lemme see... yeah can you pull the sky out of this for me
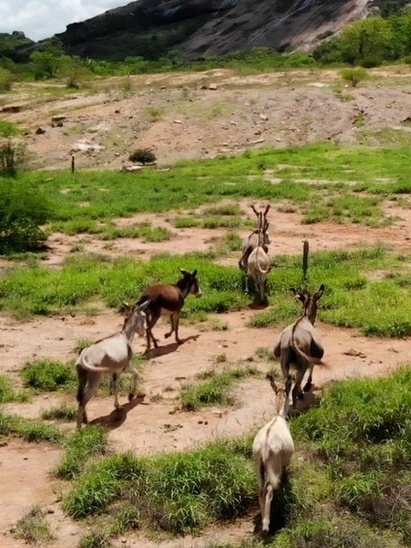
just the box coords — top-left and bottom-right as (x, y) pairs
(0, 0), (129, 41)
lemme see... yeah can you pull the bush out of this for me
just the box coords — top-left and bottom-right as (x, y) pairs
(0, 67), (13, 92)
(128, 148), (156, 164)
(341, 67), (369, 87)
(0, 138), (25, 176)
(0, 178), (51, 253)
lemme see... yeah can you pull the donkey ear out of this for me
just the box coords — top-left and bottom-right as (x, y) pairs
(180, 268), (188, 276)
(137, 298), (151, 312)
(121, 301), (131, 313)
(290, 287), (305, 302)
(192, 269), (197, 277)
(315, 284), (325, 300)
(266, 372), (278, 394)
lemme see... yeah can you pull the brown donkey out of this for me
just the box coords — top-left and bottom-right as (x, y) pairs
(136, 268), (202, 351)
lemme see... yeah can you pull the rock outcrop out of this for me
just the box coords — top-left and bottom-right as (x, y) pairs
(54, 0), (407, 61)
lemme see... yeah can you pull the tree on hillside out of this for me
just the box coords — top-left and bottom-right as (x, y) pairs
(338, 17), (393, 66)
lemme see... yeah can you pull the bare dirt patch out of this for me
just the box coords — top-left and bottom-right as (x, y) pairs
(2, 66), (411, 171)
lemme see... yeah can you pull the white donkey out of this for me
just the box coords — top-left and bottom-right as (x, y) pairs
(239, 204), (270, 272)
(76, 300), (149, 429)
(246, 209), (271, 300)
(252, 373), (294, 534)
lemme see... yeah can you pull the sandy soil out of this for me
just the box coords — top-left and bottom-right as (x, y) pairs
(1, 66), (411, 547)
(1, 65), (411, 171)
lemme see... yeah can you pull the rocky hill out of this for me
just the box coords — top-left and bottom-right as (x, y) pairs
(54, 0), (406, 61)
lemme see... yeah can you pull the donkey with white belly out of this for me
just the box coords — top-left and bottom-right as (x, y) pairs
(274, 285), (325, 408)
(76, 301), (149, 429)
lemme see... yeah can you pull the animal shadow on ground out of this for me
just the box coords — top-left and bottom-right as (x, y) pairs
(293, 385), (323, 415)
(253, 470), (296, 537)
(89, 395), (146, 430)
(145, 334), (200, 358)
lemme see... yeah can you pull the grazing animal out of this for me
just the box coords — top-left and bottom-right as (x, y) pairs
(274, 285), (325, 408)
(136, 268), (202, 351)
(76, 301), (149, 429)
(252, 373), (294, 534)
(239, 205), (271, 272)
(246, 218), (271, 300)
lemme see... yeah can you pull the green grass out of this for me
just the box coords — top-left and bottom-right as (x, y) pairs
(0, 412), (63, 444)
(63, 439), (255, 534)
(55, 426), (108, 480)
(181, 365), (261, 411)
(52, 220), (172, 242)
(0, 374), (16, 403)
(79, 531), (111, 548)
(41, 403), (78, 422)
(58, 369), (411, 544)
(4, 245), (411, 337)
(21, 359), (76, 391)
(3, 143), (410, 235)
(290, 366), (411, 545)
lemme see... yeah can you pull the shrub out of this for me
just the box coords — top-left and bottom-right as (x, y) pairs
(128, 148), (156, 164)
(0, 67), (13, 92)
(341, 67), (368, 87)
(0, 178), (51, 253)
(0, 138), (25, 176)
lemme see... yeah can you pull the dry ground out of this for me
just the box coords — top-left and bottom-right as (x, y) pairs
(1, 66), (411, 547)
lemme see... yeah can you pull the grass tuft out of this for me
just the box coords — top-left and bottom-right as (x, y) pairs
(181, 365), (260, 411)
(13, 505), (54, 545)
(22, 359), (76, 391)
(55, 426), (108, 480)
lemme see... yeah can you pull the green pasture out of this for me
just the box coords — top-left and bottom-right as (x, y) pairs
(2, 143), (410, 238)
(2, 245), (411, 337)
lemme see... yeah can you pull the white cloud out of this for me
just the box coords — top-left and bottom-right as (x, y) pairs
(0, 0), (126, 41)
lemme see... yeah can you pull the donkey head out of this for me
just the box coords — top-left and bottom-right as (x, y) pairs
(266, 372), (289, 418)
(291, 284), (325, 325)
(179, 268), (202, 298)
(122, 299), (150, 337)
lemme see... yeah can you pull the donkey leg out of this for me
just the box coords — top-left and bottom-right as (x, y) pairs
(77, 371), (102, 428)
(112, 373), (120, 409)
(303, 364), (315, 393)
(165, 313), (181, 343)
(262, 483), (273, 534)
(293, 368), (306, 406)
(125, 363), (140, 401)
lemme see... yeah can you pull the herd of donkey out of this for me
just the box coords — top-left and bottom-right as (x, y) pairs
(74, 204), (325, 533)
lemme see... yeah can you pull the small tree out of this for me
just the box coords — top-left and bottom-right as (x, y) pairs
(338, 17), (393, 65)
(0, 179), (51, 253)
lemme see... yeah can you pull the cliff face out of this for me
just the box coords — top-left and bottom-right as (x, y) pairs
(55, 0), (406, 61)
